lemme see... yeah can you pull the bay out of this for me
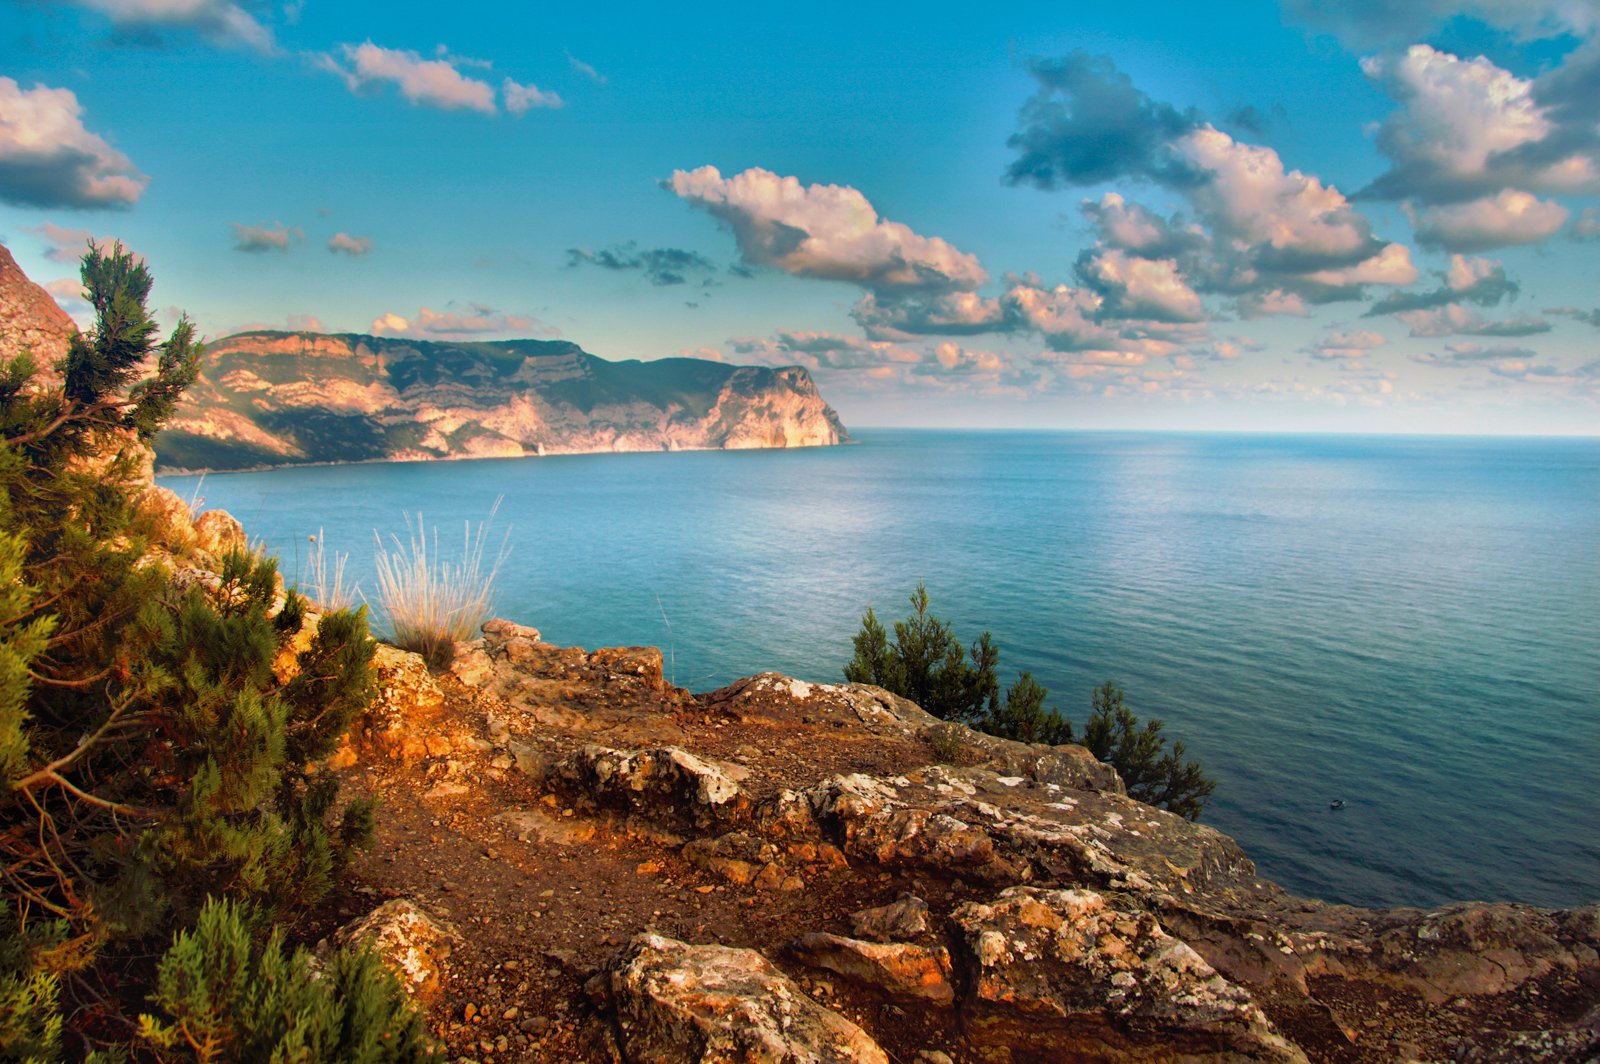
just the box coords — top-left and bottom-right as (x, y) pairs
(159, 429), (1600, 910)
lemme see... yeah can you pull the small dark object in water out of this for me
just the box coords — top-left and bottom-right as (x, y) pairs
(1329, 799), (1345, 810)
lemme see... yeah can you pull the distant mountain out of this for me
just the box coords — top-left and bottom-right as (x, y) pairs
(154, 331), (850, 472)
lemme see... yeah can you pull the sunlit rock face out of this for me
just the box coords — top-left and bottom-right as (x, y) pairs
(0, 244), (77, 390)
(154, 330), (850, 471)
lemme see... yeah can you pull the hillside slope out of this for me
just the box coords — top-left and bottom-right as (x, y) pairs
(155, 331), (849, 472)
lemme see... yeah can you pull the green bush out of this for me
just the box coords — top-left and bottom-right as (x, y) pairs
(0, 243), (395, 1056)
(843, 585), (1215, 820)
(138, 897), (437, 1063)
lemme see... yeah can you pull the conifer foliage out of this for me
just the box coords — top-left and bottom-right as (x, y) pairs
(844, 585), (1214, 820)
(0, 244), (433, 1059)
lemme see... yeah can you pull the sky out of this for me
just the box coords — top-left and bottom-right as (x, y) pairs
(1, 0), (1598, 434)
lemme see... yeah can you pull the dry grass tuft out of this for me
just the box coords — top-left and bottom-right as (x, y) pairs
(372, 499), (511, 667)
(302, 528), (359, 611)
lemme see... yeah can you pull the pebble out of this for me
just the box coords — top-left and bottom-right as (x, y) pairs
(502, 1006), (519, 1020)
(463, 1003), (478, 1022)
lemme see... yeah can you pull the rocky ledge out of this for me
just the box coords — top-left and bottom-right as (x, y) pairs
(283, 611), (1599, 1063)
(153, 330), (850, 472)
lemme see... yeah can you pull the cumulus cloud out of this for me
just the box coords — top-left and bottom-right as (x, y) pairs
(1081, 193), (1206, 258)
(59, 0), (274, 50)
(327, 231), (372, 256)
(26, 221), (109, 262)
(1411, 189), (1570, 250)
(669, 166), (988, 292)
(231, 220), (301, 253)
(1005, 52), (1200, 190)
(503, 78), (563, 115)
(850, 290), (1006, 339)
(0, 79), (148, 209)
(566, 243), (719, 286)
(1003, 55), (1413, 313)
(1282, 0), (1600, 46)
(316, 42), (498, 113)
(370, 304), (547, 338)
(1367, 253), (1519, 314)
(1075, 247), (1204, 322)
(1393, 304), (1552, 337)
(1303, 330), (1388, 360)
(1359, 46), (1595, 202)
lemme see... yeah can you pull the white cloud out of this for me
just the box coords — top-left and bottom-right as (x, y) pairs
(669, 166), (988, 292)
(317, 42), (498, 114)
(1571, 206), (1600, 241)
(327, 231), (373, 256)
(1393, 303), (1552, 337)
(370, 304), (545, 338)
(1361, 45), (1599, 219)
(231, 220), (301, 252)
(1179, 126), (1383, 264)
(0, 78), (147, 209)
(1077, 248), (1205, 322)
(850, 290), (1006, 339)
(1305, 330), (1388, 360)
(62, 0), (273, 50)
(502, 78), (563, 115)
(1412, 189), (1570, 251)
(567, 53), (607, 85)
(27, 221), (102, 262)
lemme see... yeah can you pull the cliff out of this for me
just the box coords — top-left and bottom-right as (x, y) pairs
(154, 331), (850, 472)
(0, 243), (76, 389)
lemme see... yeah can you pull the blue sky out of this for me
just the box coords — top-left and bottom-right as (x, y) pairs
(2, 0), (1597, 433)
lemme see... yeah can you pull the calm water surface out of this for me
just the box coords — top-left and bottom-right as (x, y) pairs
(159, 430), (1600, 910)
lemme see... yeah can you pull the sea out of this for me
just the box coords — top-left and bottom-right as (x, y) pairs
(157, 430), (1600, 911)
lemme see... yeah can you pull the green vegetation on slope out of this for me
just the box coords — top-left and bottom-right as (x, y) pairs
(0, 246), (434, 1060)
(844, 583), (1216, 821)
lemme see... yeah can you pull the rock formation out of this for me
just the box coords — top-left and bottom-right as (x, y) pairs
(154, 330), (851, 471)
(317, 617), (1600, 1062)
(0, 243), (76, 389)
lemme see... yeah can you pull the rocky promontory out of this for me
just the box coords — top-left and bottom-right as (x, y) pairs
(257, 606), (1594, 1063)
(153, 330), (850, 472)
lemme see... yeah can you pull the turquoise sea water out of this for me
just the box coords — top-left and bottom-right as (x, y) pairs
(159, 430), (1600, 910)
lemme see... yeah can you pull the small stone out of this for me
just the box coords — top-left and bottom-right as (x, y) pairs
(502, 1006), (519, 1020)
(780, 875), (805, 892)
(463, 1002), (478, 1022)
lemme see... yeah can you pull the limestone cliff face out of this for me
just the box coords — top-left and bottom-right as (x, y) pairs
(0, 244), (76, 389)
(155, 331), (850, 472)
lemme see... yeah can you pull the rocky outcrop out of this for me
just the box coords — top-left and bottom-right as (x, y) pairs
(0, 243), (76, 389)
(154, 330), (850, 471)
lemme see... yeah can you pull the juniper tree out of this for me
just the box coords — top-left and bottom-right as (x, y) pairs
(843, 586), (1215, 821)
(844, 582), (999, 724)
(1083, 681), (1215, 821)
(0, 243), (393, 1056)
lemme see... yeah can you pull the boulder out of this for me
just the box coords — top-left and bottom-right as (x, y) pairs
(547, 745), (750, 835)
(788, 932), (955, 1006)
(949, 886), (1305, 1062)
(849, 894), (931, 943)
(590, 933), (890, 1063)
(332, 899), (460, 1007)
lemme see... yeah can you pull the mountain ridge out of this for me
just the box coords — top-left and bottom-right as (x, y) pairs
(155, 329), (850, 473)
